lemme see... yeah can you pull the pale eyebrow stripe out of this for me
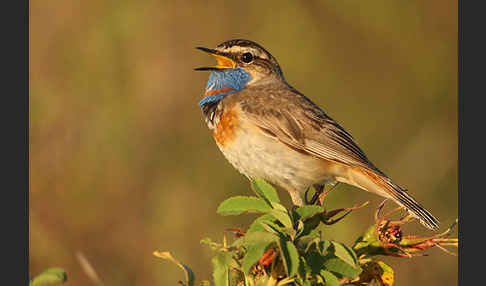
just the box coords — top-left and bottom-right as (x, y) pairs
(218, 46), (269, 61)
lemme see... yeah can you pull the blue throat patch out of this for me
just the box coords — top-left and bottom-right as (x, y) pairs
(198, 68), (252, 107)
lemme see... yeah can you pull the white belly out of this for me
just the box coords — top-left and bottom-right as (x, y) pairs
(216, 124), (336, 194)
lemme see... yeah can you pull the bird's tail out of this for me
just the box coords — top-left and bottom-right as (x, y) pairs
(341, 167), (440, 231)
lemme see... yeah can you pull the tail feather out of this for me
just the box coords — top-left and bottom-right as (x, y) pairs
(384, 179), (440, 230)
(343, 168), (440, 231)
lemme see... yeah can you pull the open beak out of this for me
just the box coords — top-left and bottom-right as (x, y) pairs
(194, 47), (236, 71)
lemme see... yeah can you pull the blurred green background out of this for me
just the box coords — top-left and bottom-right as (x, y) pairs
(30, 0), (458, 285)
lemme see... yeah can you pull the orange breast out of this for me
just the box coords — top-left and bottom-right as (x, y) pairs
(213, 107), (240, 147)
(204, 87), (233, 97)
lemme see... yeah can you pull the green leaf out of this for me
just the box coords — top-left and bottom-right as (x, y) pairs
(260, 220), (286, 237)
(242, 241), (274, 274)
(376, 261), (394, 286)
(270, 201), (288, 211)
(278, 239), (300, 278)
(377, 260), (394, 276)
(352, 225), (377, 256)
(252, 178), (280, 204)
(30, 268), (67, 286)
(304, 251), (326, 275)
(297, 233), (330, 255)
(317, 240), (331, 256)
(153, 251), (195, 286)
(298, 278), (312, 286)
(315, 274), (325, 284)
(298, 236), (320, 254)
(323, 257), (362, 279)
(212, 252), (233, 286)
(280, 227), (298, 241)
(243, 231), (278, 246)
(200, 237), (223, 251)
(300, 216), (322, 237)
(295, 220), (305, 238)
(217, 196), (272, 215)
(320, 270), (339, 286)
(270, 209), (293, 229)
(247, 213), (276, 233)
(361, 225), (377, 242)
(331, 241), (358, 267)
(294, 205), (325, 221)
(231, 236), (245, 247)
(298, 256), (311, 280)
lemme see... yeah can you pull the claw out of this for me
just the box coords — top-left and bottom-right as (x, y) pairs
(304, 185), (324, 205)
(304, 183), (340, 206)
(310, 185), (324, 205)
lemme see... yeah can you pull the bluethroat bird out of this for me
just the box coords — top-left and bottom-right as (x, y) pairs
(195, 39), (439, 230)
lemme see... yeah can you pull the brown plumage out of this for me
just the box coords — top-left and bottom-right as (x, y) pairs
(196, 39), (439, 230)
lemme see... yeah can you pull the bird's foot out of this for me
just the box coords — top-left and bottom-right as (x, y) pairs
(304, 185), (324, 205)
(304, 183), (340, 206)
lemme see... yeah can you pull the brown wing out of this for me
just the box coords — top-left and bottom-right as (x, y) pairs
(238, 87), (383, 174)
(235, 87), (440, 230)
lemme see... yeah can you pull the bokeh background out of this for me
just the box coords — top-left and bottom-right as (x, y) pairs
(30, 0), (458, 285)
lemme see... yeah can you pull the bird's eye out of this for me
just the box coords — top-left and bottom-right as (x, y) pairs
(241, 52), (254, 63)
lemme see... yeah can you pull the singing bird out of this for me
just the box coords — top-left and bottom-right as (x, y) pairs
(195, 39), (439, 230)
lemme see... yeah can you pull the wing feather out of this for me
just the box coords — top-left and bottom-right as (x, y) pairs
(238, 87), (381, 174)
(234, 87), (439, 230)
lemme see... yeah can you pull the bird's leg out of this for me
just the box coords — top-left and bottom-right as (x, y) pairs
(305, 184), (325, 205)
(289, 188), (304, 207)
(304, 188), (312, 205)
(305, 183), (340, 206)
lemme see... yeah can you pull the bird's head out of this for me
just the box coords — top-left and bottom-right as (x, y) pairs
(195, 39), (285, 107)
